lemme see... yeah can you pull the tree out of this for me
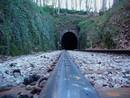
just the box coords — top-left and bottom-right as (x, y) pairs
(102, 0), (107, 11)
(113, 0), (119, 5)
(52, 0), (56, 8)
(94, 0), (97, 12)
(43, 0), (46, 6)
(36, 0), (39, 5)
(65, 0), (68, 10)
(39, 0), (42, 6)
(86, 0), (89, 11)
(71, 0), (74, 10)
(57, 0), (61, 14)
(75, 0), (78, 10)
(79, 0), (83, 10)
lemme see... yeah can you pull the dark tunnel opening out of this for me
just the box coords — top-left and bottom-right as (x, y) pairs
(61, 32), (78, 50)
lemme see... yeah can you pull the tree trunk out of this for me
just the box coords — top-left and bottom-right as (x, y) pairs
(57, 0), (61, 14)
(43, 0), (46, 6)
(39, 0), (42, 6)
(65, 0), (68, 10)
(102, 0), (107, 11)
(94, 0), (97, 12)
(113, 0), (119, 5)
(36, 0), (39, 5)
(79, 0), (83, 10)
(108, 0), (111, 8)
(86, 0), (88, 11)
(71, 0), (74, 10)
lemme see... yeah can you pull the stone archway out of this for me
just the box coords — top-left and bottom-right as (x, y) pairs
(61, 32), (78, 50)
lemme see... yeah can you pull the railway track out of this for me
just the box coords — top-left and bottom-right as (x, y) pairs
(76, 49), (130, 55)
(39, 51), (100, 98)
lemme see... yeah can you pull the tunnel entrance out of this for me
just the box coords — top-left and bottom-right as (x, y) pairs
(61, 32), (78, 50)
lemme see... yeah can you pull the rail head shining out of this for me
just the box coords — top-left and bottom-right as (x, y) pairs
(39, 51), (100, 98)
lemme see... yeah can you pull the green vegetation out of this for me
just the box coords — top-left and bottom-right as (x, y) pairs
(0, 0), (129, 56)
(53, 14), (87, 49)
(79, 0), (130, 49)
(0, 0), (56, 56)
(42, 6), (88, 15)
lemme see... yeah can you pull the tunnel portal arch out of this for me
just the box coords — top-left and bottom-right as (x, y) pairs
(61, 31), (78, 50)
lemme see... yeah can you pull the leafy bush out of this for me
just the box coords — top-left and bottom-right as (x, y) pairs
(78, 0), (129, 49)
(0, 0), (56, 56)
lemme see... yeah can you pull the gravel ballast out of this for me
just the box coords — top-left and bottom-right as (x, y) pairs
(0, 51), (61, 88)
(69, 51), (130, 88)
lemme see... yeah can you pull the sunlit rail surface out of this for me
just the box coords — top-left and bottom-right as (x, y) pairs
(39, 51), (100, 98)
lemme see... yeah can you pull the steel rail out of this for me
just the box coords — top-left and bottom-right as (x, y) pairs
(39, 51), (100, 98)
(75, 49), (130, 55)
